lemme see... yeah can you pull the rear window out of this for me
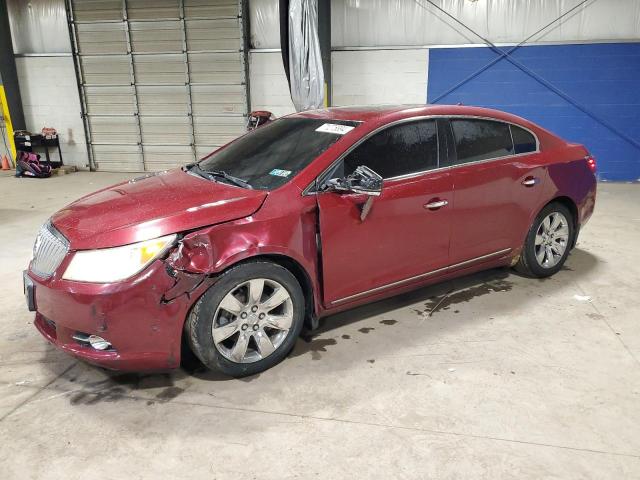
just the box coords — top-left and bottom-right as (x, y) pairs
(511, 125), (538, 154)
(199, 118), (359, 190)
(451, 119), (514, 164)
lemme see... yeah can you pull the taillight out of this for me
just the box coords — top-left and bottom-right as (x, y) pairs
(586, 155), (597, 173)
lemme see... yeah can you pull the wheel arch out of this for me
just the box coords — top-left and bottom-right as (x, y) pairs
(514, 195), (580, 259)
(179, 252), (318, 370)
(187, 252), (318, 330)
(547, 195), (579, 248)
(250, 253), (318, 331)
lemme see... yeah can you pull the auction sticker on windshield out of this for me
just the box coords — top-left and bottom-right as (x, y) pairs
(269, 169), (292, 177)
(315, 123), (355, 135)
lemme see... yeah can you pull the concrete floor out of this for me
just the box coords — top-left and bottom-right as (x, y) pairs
(0, 172), (639, 479)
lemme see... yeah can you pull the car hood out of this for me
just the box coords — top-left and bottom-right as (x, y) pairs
(51, 169), (268, 250)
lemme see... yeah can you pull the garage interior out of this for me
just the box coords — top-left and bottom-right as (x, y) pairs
(1, 1), (640, 478)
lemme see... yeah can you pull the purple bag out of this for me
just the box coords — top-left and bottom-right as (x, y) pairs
(15, 151), (52, 178)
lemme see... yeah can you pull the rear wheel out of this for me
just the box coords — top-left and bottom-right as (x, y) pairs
(515, 202), (575, 278)
(186, 261), (305, 377)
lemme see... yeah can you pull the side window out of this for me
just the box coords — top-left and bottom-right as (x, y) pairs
(342, 120), (438, 179)
(451, 119), (514, 164)
(511, 125), (537, 154)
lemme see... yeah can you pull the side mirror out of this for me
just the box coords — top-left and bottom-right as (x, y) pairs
(324, 165), (383, 196)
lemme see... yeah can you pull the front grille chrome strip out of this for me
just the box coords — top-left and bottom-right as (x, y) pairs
(30, 222), (69, 278)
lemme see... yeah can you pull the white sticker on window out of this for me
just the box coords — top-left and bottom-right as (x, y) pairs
(269, 169), (292, 177)
(315, 123), (355, 135)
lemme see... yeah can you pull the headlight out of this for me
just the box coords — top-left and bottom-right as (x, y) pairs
(62, 234), (176, 283)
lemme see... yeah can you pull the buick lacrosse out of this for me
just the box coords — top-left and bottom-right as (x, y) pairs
(25, 105), (597, 376)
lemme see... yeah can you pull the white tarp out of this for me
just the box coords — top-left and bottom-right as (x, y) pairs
(250, 0), (282, 48)
(8, 0), (71, 54)
(288, 0), (325, 111)
(250, 0), (640, 49)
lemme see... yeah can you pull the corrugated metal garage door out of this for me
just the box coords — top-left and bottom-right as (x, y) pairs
(68, 0), (248, 172)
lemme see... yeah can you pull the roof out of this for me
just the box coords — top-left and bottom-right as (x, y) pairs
(290, 104), (538, 130)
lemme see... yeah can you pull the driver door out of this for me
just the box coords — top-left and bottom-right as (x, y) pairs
(317, 119), (453, 306)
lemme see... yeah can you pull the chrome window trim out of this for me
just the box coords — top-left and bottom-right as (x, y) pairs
(302, 114), (540, 195)
(330, 248), (512, 305)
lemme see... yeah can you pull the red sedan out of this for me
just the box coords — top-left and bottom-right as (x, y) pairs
(25, 105), (597, 376)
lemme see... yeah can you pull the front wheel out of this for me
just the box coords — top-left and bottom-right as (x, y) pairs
(515, 202), (575, 278)
(186, 261), (305, 377)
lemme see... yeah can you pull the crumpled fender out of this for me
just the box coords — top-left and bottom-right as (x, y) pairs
(161, 268), (208, 303)
(165, 227), (263, 274)
(162, 201), (323, 318)
(161, 233), (225, 302)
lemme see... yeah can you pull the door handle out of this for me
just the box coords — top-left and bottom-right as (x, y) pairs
(522, 176), (539, 187)
(424, 199), (448, 210)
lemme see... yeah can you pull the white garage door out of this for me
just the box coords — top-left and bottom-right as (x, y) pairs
(68, 0), (248, 172)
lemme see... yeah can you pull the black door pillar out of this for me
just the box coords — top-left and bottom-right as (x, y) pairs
(0, 0), (25, 131)
(318, 0), (331, 107)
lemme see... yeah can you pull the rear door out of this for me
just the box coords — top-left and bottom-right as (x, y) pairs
(317, 119), (453, 306)
(445, 118), (546, 265)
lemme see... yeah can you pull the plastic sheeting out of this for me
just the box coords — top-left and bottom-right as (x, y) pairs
(332, 0), (640, 47)
(250, 0), (282, 48)
(250, 0), (640, 49)
(288, 0), (325, 111)
(8, 0), (71, 54)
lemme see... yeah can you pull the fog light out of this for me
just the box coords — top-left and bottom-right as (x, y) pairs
(88, 335), (111, 351)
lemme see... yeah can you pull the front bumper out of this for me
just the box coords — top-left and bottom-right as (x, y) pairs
(28, 260), (201, 371)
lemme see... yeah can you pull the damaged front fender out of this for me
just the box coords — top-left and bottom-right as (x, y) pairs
(161, 203), (323, 325)
(161, 233), (230, 303)
(165, 226), (264, 275)
(161, 267), (208, 303)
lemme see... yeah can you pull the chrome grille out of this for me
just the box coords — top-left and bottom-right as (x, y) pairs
(31, 222), (69, 278)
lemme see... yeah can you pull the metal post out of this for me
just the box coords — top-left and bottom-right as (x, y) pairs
(317, 0), (331, 107)
(240, 0), (251, 118)
(0, 0), (25, 137)
(178, 0), (197, 162)
(122, 0), (146, 171)
(65, 0), (95, 170)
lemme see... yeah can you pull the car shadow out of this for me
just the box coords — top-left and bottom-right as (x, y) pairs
(303, 247), (598, 338)
(288, 247), (599, 361)
(44, 247), (599, 395)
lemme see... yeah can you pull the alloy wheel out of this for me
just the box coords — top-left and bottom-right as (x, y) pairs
(534, 211), (570, 268)
(212, 278), (294, 363)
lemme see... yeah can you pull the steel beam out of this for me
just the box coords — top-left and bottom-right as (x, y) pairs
(0, 0), (25, 130)
(123, 0), (146, 171)
(318, 0), (331, 106)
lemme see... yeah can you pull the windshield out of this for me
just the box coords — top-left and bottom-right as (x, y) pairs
(198, 118), (360, 190)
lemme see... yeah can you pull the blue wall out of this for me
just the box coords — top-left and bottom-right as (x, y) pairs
(427, 43), (640, 181)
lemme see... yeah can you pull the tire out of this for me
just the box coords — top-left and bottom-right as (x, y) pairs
(515, 202), (575, 278)
(186, 261), (305, 377)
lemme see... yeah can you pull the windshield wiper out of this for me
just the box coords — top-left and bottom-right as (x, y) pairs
(184, 163), (209, 179)
(207, 170), (253, 189)
(185, 164), (252, 189)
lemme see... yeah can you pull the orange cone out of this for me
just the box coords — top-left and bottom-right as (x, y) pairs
(1, 155), (10, 170)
